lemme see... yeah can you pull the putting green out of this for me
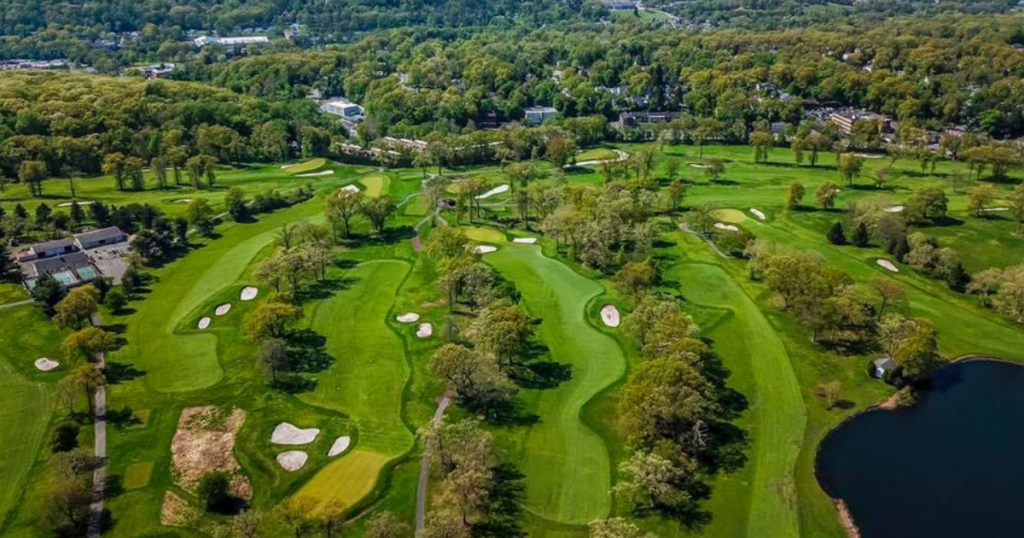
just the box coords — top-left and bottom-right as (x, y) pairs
(286, 158), (328, 175)
(714, 208), (748, 224)
(296, 260), (414, 508)
(668, 262), (804, 538)
(360, 173), (388, 197)
(486, 245), (625, 524)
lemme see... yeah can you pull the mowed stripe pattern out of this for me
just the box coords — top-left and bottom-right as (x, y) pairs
(487, 245), (625, 524)
(295, 261), (413, 510)
(0, 355), (51, 524)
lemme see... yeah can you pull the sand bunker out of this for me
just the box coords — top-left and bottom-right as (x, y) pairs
(883, 205), (905, 213)
(281, 164), (294, 169)
(271, 423), (320, 445)
(34, 358), (59, 371)
(171, 406), (250, 495)
(689, 163), (708, 169)
(600, 305), (621, 328)
(215, 303), (231, 316)
(476, 184), (510, 200)
(240, 287), (258, 301)
(982, 207), (1010, 212)
(416, 323), (433, 338)
(57, 201), (95, 207)
(474, 245), (498, 254)
(276, 451), (308, 471)
(714, 223), (740, 232)
(341, 185), (360, 193)
(170, 198), (193, 204)
(513, 237), (538, 244)
(750, 208), (766, 221)
(397, 312), (420, 323)
(854, 153), (885, 159)
(327, 436), (351, 457)
(876, 259), (899, 272)
(297, 170), (333, 177)
(197, 317), (211, 330)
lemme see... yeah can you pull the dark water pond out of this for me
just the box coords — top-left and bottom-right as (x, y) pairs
(816, 360), (1024, 538)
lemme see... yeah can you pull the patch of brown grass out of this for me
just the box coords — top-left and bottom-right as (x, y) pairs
(160, 491), (199, 527)
(171, 406), (252, 499)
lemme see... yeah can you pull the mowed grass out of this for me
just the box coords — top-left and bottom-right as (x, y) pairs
(295, 260), (414, 510)
(462, 226), (506, 244)
(359, 173), (389, 197)
(285, 158), (329, 175)
(486, 245), (626, 524)
(576, 148), (618, 162)
(0, 357), (51, 525)
(666, 257), (804, 538)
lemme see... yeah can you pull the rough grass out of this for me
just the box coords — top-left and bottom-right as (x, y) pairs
(486, 245), (626, 525)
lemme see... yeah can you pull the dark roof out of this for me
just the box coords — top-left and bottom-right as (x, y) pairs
(30, 237), (74, 253)
(75, 226), (125, 245)
(874, 357), (896, 370)
(28, 252), (93, 276)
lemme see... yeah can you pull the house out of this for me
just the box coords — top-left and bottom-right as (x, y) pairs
(524, 106), (558, 126)
(872, 357), (896, 379)
(829, 109), (889, 135)
(16, 238), (75, 262)
(321, 98), (365, 131)
(618, 111), (677, 128)
(74, 227), (127, 250)
(601, 0), (637, 10)
(193, 36), (269, 51)
(22, 252), (100, 290)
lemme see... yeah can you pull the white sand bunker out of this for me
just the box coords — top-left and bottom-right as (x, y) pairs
(341, 185), (360, 193)
(57, 201), (95, 207)
(982, 207), (1009, 212)
(876, 259), (899, 272)
(397, 312), (420, 323)
(197, 317), (211, 330)
(474, 245), (498, 254)
(34, 358), (60, 371)
(276, 451), (308, 471)
(476, 184), (510, 200)
(271, 423), (320, 445)
(689, 163), (708, 169)
(215, 303), (232, 316)
(600, 305), (621, 328)
(714, 223), (740, 232)
(883, 205), (905, 213)
(750, 208), (766, 221)
(281, 164), (294, 169)
(416, 323), (433, 338)
(513, 237), (538, 244)
(240, 287), (259, 301)
(171, 199), (193, 204)
(854, 153), (884, 159)
(327, 436), (351, 457)
(297, 170), (333, 177)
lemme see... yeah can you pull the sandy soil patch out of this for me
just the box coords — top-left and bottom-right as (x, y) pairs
(57, 201), (95, 207)
(714, 223), (740, 232)
(474, 245), (498, 254)
(397, 312), (420, 323)
(197, 317), (211, 330)
(297, 170), (333, 177)
(834, 498), (863, 538)
(600, 305), (621, 328)
(160, 490), (199, 527)
(271, 422), (320, 445)
(476, 184), (510, 200)
(277, 451), (308, 471)
(883, 205), (904, 213)
(750, 208), (766, 221)
(513, 237), (538, 244)
(416, 323), (433, 338)
(327, 436), (351, 457)
(876, 259), (899, 272)
(171, 406), (250, 497)
(215, 303), (232, 316)
(34, 358), (59, 371)
(240, 286), (258, 301)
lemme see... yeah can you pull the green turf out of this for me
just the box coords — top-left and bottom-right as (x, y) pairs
(360, 173), (389, 197)
(285, 158), (329, 175)
(0, 357), (51, 526)
(462, 226), (506, 243)
(576, 148), (618, 162)
(296, 260), (414, 510)
(486, 245), (626, 524)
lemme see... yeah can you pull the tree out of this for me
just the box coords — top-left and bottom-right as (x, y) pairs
(62, 327), (117, 362)
(665, 157), (682, 183)
(19, 160), (48, 196)
(234, 509), (264, 538)
(614, 260), (658, 302)
(870, 277), (904, 319)
(45, 479), (92, 535)
(35, 202), (52, 229)
(225, 187), (249, 222)
(359, 196), (398, 234)
(750, 130), (774, 163)
(814, 381), (843, 409)
(826, 222), (847, 245)
(152, 156), (168, 189)
(873, 166), (893, 189)
(546, 136), (577, 169)
(1010, 183), (1024, 235)
(324, 189), (363, 240)
(837, 154), (864, 186)
(589, 518), (654, 538)
(105, 287), (127, 313)
(253, 253), (287, 293)
(246, 302), (302, 341)
(0, 243), (21, 282)
(54, 285), (99, 329)
(32, 273), (67, 314)
(907, 188), (949, 223)
(815, 182), (840, 210)
(946, 262), (971, 292)
(623, 296), (688, 348)
(686, 203), (716, 236)
(102, 152), (127, 191)
(197, 471), (232, 512)
(260, 338), (288, 382)
(786, 181), (805, 209)
(992, 266), (1024, 323)
(186, 155), (206, 188)
(50, 421), (80, 453)
(429, 344), (515, 414)
(365, 511), (410, 538)
(464, 300), (534, 367)
(667, 179), (686, 210)
(186, 199), (216, 236)
(893, 321), (942, 380)
(703, 159), (725, 182)
(878, 314), (918, 358)
(967, 184), (997, 217)
(851, 222), (870, 248)
(614, 449), (699, 512)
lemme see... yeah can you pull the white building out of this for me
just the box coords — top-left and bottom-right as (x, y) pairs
(321, 98), (366, 130)
(193, 36), (269, 50)
(524, 106), (558, 126)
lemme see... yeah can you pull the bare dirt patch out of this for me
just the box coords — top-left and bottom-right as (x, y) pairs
(171, 406), (251, 499)
(160, 490), (200, 527)
(834, 499), (863, 538)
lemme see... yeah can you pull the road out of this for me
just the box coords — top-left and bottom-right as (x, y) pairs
(415, 391), (452, 532)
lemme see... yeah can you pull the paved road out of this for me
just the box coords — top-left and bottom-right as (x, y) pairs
(415, 391), (452, 532)
(678, 223), (732, 259)
(87, 313), (108, 538)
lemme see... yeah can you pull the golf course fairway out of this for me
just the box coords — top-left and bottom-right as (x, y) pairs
(0, 354), (51, 523)
(486, 244), (626, 524)
(295, 260), (414, 511)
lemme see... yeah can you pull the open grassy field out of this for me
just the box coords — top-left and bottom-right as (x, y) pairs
(0, 356), (52, 527)
(486, 244), (627, 525)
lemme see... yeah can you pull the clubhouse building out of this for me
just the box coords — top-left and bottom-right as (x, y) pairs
(16, 227), (130, 289)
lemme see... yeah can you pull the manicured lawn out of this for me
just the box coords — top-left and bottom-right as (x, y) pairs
(576, 148), (618, 162)
(462, 225), (507, 244)
(360, 173), (389, 197)
(285, 158), (329, 175)
(0, 356), (51, 526)
(486, 245), (626, 525)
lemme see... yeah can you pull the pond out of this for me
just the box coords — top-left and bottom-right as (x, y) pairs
(816, 360), (1024, 538)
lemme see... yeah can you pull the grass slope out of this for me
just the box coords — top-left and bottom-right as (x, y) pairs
(486, 244), (626, 525)
(295, 260), (414, 511)
(0, 357), (51, 526)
